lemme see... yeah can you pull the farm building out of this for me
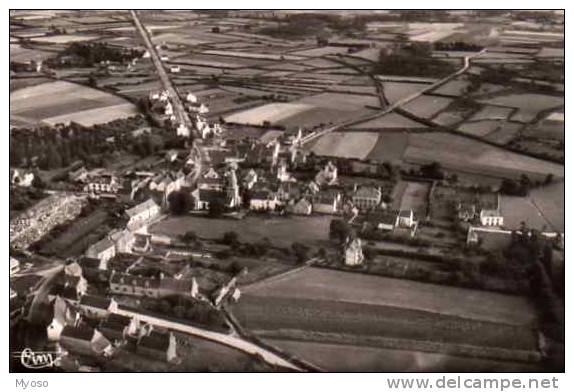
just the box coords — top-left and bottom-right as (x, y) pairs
(351, 185), (382, 210)
(343, 235), (364, 266)
(137, 330), (178, 363)
(59, 324), (113, 358)
(480, 209), (504, 227)
(125, 198), (161, 231)
(78, 295), (118, 319)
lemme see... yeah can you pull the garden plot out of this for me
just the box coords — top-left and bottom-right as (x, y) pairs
(311, 132), (380, 160)
(401, 95), (453, 119)
(404, 132), (564, 180)
(399, 180), (429, 209)
(469, 105), (515, 121)
(150, 215), (332, 248)
(224, 103), (312, 125)
(500, 195), (555, 232)
(366, 133), (409, 163)
(11, 80), (137, 126)
(352, 112), (426, 130)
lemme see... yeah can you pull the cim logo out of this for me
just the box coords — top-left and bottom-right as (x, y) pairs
(13, 348), (61, 369)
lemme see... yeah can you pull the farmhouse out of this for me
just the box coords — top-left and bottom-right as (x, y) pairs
(125, 198), (161, 231)
(84, 173), (119, 194)
(351, 185), (382, 210)
(47, 296), (81, 341)
(78, 295), (118, 319)
(343, 235), (364, 266)
(85, 237), (116, 267)
(287, 198), (312, 215)
(311, 189), (341, 214)
(137, 330), (177, 363)
(10, 257), (20, 275)
(480, 209), (504, 227)
(314, 161), (338, 186)
(99, 313), (140, 343)
(249, 190), (280, 211)
(59, 324), (113, 358)
(10, 169), (34, 187)
(109, 272), (199, 299)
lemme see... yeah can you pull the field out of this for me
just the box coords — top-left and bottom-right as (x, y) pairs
(500, 181), (564, 232)
(401, 95), (453, 118)
(469, 105), (515, 121)
(457, 121), (501, 137)
(31, 34), (98, 43)
(404, 132), (564, 180)
(311, 132), (380, 160)
(240, 268), (536, 325)
(231, 268), (538, 365)
(431, 79), (470, 97)
(10, 80), (137, 127)
(150, 215), (333, 248)
(264, 339), (541, 372)
(365, 133), (409, 163)
(397, 181), (430, 216)
(224, 103), (312, 125)
(479, 93), (564, 119)
(352, 112), (426, 129)
(382, 82), (429, 104)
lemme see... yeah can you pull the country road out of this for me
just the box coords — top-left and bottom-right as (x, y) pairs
(115, 306), (303, 371)
(130, 10), (207, 183)
(301, 49), (486, 145)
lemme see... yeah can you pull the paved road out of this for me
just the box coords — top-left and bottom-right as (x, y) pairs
(115, 306), (303, 371)
(301, 49), (486, 145)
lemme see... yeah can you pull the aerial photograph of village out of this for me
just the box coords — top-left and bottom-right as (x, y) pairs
(9, 9), (564, 373)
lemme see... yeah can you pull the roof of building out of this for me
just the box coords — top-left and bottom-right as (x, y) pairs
(251, 190), (276, 201)
(353, 186), (382, 199)
(138, 331), (172, 352)
(79, 295), (113, 310)
(87, 237), (115, 255)
(125, 198), (159, 218)
(110, 272), (160, 289)
(366, 211), (397, 226)
(61, 324), (95, 341)
(480, 208), (502, 217)
(398, 209), (413, 218)
(198, 189), (225, 203)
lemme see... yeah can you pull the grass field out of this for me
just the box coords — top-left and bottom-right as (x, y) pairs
(150, 215), (333, 248)
(398, 181), (430, 216)
(311, 132), (380, 160)
(11, 80), (137, 126)
(404, 132), (564, 180)
(431, 79), (471, 97)
(224, 103), (312, 125)
(500, 181), (564, 232)
(264, 339), (541, 372)
(469, 106), (515, 121)
(240, 267), (536, 325)
(352, 112), (426, 129)
(479, 93), (563, 118)
(457, 121), (501, 137)
(366, 133), (409, 163)
(402, 95), (453, 118)
(383, 82), (429, 104)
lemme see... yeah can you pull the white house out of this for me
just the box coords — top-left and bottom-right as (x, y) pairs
(344, 236), (364, 266)
(480, 209), (504, 227)
(125, 198), (161, 231)
(85, 238), (116, 268)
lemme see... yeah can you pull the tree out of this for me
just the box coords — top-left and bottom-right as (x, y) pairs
(180, 231), (198, 246)
(329, 219), (351, 244)
(222, 231), (240, 248)
(208, 197), (226, 217)
(168, 190), (192, 215)
(291, 242), (310, 263)
(420, 161), (444, 179)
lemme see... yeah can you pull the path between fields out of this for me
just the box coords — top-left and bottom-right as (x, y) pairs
(301, 49), (486, 145)
(115, 306), (303, 371)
